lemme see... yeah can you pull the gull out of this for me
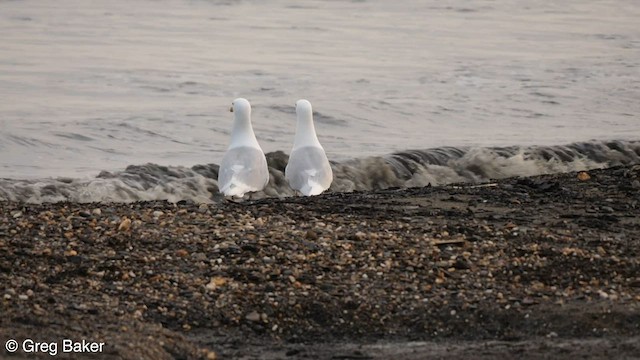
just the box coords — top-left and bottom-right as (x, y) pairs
(217, 98), (269, 198)
(285, 99), (333, 196)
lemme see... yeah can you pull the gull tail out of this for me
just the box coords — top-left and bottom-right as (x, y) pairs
(301, 180), (325, 196)
(220, 182), (250, 198)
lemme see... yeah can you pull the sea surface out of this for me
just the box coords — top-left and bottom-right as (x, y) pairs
(1, 0), (639, 202)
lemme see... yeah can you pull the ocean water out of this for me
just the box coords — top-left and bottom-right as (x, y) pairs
(1, 0), (639, 202)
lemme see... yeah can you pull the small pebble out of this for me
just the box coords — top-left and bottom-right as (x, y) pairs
(305, 230), (318, 240)
(64, 249), (78, 257)
(245, 311), (261, 322)
(577, 171), (591, 181)
(175, 249), (189, 257)
(118, 218), (132, 231)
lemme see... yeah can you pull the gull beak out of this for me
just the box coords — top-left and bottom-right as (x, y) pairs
(229, 106), (234, 112)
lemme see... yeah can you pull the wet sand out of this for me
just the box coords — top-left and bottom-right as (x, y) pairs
(1, 165), (640, 359)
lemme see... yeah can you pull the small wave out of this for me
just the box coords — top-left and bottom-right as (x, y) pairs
(5, 134), (55, 148)
(269, 105), (347, 126)
(54, 132), (95, 142)
(1, 140), (638, 204)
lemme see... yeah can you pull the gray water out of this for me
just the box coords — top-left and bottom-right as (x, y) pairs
(1, 0), (639, 202)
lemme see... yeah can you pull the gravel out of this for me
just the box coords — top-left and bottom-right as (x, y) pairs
(1, 165), (639, 359)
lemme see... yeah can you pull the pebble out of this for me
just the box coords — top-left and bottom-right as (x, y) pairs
(354, 231), (366, 241)
(175, 249), (189, 257)
(193, 252), (207, 261)
(118, 218), (132, 231)
(522, 298), (535, 305)
(206, 277), (227, 291)
(92, 208), (102, 216)
(305, 230), (318, 240)
(577, 172), (591, 181)
(245, 311), (261, 322)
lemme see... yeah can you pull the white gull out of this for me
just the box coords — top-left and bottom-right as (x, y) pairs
(217, 98), (269, 197)
(285, 99), (333, 196)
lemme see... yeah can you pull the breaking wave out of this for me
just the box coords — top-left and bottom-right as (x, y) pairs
(1, 140), (639, 203)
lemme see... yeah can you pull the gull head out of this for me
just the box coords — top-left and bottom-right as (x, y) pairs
(295, 99), (313, 119)
(230, 98), (251, 118)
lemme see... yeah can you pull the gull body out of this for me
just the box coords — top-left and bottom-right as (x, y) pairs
(218, 98), (269, 197)
(285, 99), (333, 196)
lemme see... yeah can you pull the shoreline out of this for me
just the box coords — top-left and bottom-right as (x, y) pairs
(1, 165), (640, 359)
